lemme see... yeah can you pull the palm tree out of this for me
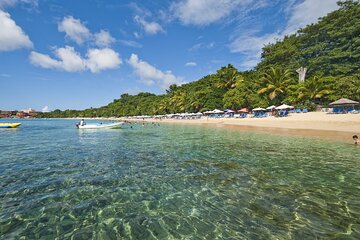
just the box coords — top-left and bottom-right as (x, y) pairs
(158, 98), (170, 114)
(258, 67), (295, 104)
(189, 89), (210, 112)
(170, 92), (187, 112)
(296, 76), (332, 102)
(216, 64), (241, 89)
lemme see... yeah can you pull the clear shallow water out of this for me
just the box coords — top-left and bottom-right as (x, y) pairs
(0, 119), (359, 239)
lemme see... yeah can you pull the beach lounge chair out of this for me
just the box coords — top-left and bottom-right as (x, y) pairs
(303, 108), (308, 113)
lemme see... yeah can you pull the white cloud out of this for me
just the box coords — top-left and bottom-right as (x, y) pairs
(134, 15), (164, 35)
(0, 10), (33, 51)
(230, 32), (281, 55)
(133, 32), (141, 39)
(58, 16), (118, 48)
(42, 105), (49, 112)
(285, 0), (339, 35)
(189, 42), (215, 51)
(58, 16), (91, 45)
(94, 30), (115, 47)
(170, 0), (253, 26)
(0, 0), (16, 8)
(29, 46), (121, 73)
(0, 73), (11, 77)
(119, 39), (142, 48)
(128, 53), (185, 90)
(29, 46), (85, 72)
(86, 48), (121, 73)
(29, 51), (61, 69)
(0, 0), (38, 9)
(230, 0), (339, 69)
(185, 62), (197, 67)
(56, 46), (86, 71)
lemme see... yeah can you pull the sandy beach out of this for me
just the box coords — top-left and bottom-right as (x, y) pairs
(123, 112), (360, 142)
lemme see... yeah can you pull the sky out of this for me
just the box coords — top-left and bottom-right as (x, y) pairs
(0, 0), (340, 111)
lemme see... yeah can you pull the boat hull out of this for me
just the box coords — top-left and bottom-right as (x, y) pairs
(77, 122), (123, 129)
(0, 123), (21, 128)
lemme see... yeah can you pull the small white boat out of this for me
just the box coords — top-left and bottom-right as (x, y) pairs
(76, 122), (124, 129)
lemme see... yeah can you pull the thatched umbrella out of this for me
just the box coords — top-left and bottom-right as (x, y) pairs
(329, 98), (359, 107)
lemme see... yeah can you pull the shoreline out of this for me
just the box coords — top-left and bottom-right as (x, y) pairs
(119, 112), (359, 142)
(8, 112), (357, 142)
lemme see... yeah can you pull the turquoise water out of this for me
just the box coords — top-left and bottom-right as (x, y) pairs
(0, 119), (359, 239)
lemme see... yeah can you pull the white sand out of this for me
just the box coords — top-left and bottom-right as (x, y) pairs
(122, 112), (360, 142)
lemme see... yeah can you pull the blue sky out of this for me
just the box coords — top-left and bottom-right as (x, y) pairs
(0, 0), (339, 111)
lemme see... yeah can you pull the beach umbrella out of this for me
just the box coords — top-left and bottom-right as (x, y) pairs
(252, 107), (266, 111)
(266, 105), (276, 110)
(212, 109), (224, 113)
(238, 108), (249, 113)
(196, 112), (203, 115)
(275, 104), (294, 110)
(225, 109), (235, 113)
(329, 98), (359, 106)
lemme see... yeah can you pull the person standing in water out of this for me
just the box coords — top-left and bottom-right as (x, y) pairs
(353, 135), (359, 145)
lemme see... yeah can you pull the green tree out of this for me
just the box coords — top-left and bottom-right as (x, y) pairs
(296, 76), (333, 102)
(258, 67), (296, 105)
(216, 64), (240, 90)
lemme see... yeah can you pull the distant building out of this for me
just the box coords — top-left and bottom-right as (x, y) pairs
(16, 111), (28, 118)
(0, 108), (38, 118)
(23, 108), (36, 114)
(0, 110), (16, 118)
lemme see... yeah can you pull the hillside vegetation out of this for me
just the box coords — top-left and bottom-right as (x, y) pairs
(41, 1), (360, 118)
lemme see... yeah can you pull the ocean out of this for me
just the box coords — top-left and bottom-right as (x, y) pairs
(1, 119), (359, 239)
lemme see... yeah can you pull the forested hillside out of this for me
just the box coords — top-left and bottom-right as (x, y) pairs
(41, 0), (360, 118)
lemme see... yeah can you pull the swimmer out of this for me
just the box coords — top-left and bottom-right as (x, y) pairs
(353, 135), (359, 145)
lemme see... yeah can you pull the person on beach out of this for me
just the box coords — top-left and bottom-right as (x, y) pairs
(80, 119), (86, 126)
(353, 135), (359, 145)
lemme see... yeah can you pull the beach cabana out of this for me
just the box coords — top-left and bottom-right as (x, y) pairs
(329, 98), (359, 113)
(237, 108), (249, 118)
(275, 104), (293, 117)
(211, 109), (224, 118)
(252, 107), (267, 118)
(224, 109), (235, 118)
(266, 105), (276, 116)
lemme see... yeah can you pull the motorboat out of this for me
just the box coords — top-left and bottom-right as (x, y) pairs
(76, 122), (124, 129)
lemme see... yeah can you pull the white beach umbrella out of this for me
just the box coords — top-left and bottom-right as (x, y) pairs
(275, 104), (294, 110)
(225, 109), (235, 113)
(252, 107), (266, 111)
(196, 112), (203, 115)
(212, 109), (224, 113)
(266, 105), (276, 110)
